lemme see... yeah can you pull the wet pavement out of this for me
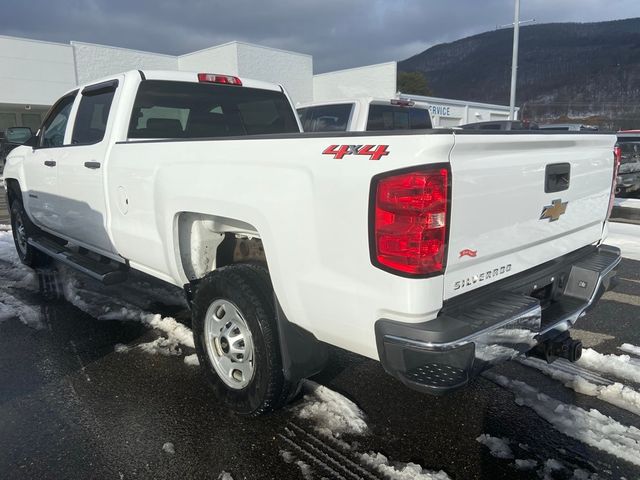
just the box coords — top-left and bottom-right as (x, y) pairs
(0, 239), (640, 479)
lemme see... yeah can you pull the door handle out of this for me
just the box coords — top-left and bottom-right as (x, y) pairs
(84, 161), (101, 169)
(545, 163), (571, 193)
(44, 160), (56, 167)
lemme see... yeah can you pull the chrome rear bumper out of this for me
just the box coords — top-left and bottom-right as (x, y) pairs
(375, 244), (621, 395)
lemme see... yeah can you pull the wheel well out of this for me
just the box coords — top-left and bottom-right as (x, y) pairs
(177, 212), (266, 281)
(4, 179), (21, 208)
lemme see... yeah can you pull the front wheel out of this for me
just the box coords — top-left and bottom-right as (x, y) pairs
(10, 200), (50, 268)
(192, 264), (296, 416)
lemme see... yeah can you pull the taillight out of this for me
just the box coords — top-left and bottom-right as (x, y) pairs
(390, 99), (415, 107)
(197, 73), (242, 86)
(607, 146), (622, 220)
(370, 165), (450, 277)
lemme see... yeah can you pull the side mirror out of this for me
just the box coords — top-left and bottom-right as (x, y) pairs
(4, 127), (34, 145)
(23, 134), (38, 148)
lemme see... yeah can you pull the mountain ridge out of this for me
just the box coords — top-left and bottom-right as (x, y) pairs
(399, 17), (640, 128)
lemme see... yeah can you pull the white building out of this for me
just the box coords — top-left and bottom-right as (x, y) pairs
(397, 94), (517, 127)
(0, 34), (513, 132)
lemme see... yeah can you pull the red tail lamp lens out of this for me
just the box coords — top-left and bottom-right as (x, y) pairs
(372, 167), (449, 276)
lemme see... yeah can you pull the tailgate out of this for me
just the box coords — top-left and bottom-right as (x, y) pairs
(444, 133), (616, 300)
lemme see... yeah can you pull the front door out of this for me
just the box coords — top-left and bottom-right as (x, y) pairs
(23, 92), (77, 231)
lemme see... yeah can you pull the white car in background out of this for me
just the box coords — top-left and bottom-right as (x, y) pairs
(296, 97), (432, 132)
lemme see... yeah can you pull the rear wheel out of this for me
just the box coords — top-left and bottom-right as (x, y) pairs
(10, 199), (50, 268)
(192, 264), (296, 416)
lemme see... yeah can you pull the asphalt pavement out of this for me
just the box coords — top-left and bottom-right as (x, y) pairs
(1, 207), (640, 479)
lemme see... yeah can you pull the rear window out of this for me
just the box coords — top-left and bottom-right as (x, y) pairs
(617, 137), (640, 162)
(128, 80), (299, 139)
(297, 104), (353, 132)
(366, 105), (432, 131)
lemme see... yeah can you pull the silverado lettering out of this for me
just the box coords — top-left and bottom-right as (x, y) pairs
(453, 264), (513, 291)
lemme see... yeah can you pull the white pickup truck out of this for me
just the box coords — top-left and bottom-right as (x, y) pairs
(297, 97), (432, 132)
(4, 70), (622, 416)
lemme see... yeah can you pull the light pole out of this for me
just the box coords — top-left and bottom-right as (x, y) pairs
(503, 0), (534, 120)
(509, 0), (520, 120)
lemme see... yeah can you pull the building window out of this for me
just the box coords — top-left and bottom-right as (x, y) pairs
(0, 113), (17, 131)
(21, 113), (42, 132)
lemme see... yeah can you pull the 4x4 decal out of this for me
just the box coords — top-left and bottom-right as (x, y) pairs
(322, 144), (389, 161)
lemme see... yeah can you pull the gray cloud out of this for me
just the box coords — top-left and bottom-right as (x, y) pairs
(1, 0), (637, 72)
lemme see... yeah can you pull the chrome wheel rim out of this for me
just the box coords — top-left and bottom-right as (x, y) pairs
(14, 211), (27, 256)
(204, 299), (255, 389)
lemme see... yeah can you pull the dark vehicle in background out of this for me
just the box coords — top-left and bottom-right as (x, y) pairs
(616, 130), (640, 196)
(0, 127), (33, 173)
(460, 120), (538, 131)
(539, 123), (599, 132)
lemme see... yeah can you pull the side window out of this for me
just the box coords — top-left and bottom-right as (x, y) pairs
(298, 104), (353, 132)
(72, 81), (117, 145)
(40, 94), (77, 148)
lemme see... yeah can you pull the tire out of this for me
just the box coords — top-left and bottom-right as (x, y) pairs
(10, 199), (50, 268)
(192, 264), (296, 416)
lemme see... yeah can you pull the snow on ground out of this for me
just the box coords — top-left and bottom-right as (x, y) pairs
(58, 265), (195, 359)
(293, 382), (452, 479)
(483, 371), (640, 466)
(0, 231), (40, 327)
(475, 434), (513, 459)
(0, 228), (194, 361)
(360, 452), (451, 480)
(513, 458), (537, 470)
(519, 356), (640, 416)
(577, 347), (640, 384)
(279, 450), (295, 463)
(620, 343), (640, 356)
(184, 354), (199, 366)
(0, 290), (41, 328)
(139, 337), (183, 356)
(296, 380), (368, 438)
(605, 222), (640, 261)
(476, 427), (599, 477)
(539, 459), (564, 479)
(614, 197), (640, 209)
(294, 460), (313, 480)
(161, 442), (175, 455)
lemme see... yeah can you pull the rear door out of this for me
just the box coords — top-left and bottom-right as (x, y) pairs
(55, 78), (120, 255)
(443, 132), (616, 300)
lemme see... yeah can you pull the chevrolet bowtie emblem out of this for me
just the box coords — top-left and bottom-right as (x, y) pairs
(540, 199), (568, 222)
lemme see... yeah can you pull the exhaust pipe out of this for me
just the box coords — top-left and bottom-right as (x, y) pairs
(528, 332), (583, 364)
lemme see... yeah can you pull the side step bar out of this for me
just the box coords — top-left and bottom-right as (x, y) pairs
(28, 236), (128, 285)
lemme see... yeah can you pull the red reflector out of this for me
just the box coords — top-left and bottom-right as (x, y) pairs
(372, 167), (449, 276)
(197, 73), (242, 86)
(614, 145), (622, 164)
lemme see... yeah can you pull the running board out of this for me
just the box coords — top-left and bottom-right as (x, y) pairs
(28, 236), (128, 285)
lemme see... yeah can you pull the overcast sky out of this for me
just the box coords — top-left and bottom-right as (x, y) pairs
(2, 0), (638, 73)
